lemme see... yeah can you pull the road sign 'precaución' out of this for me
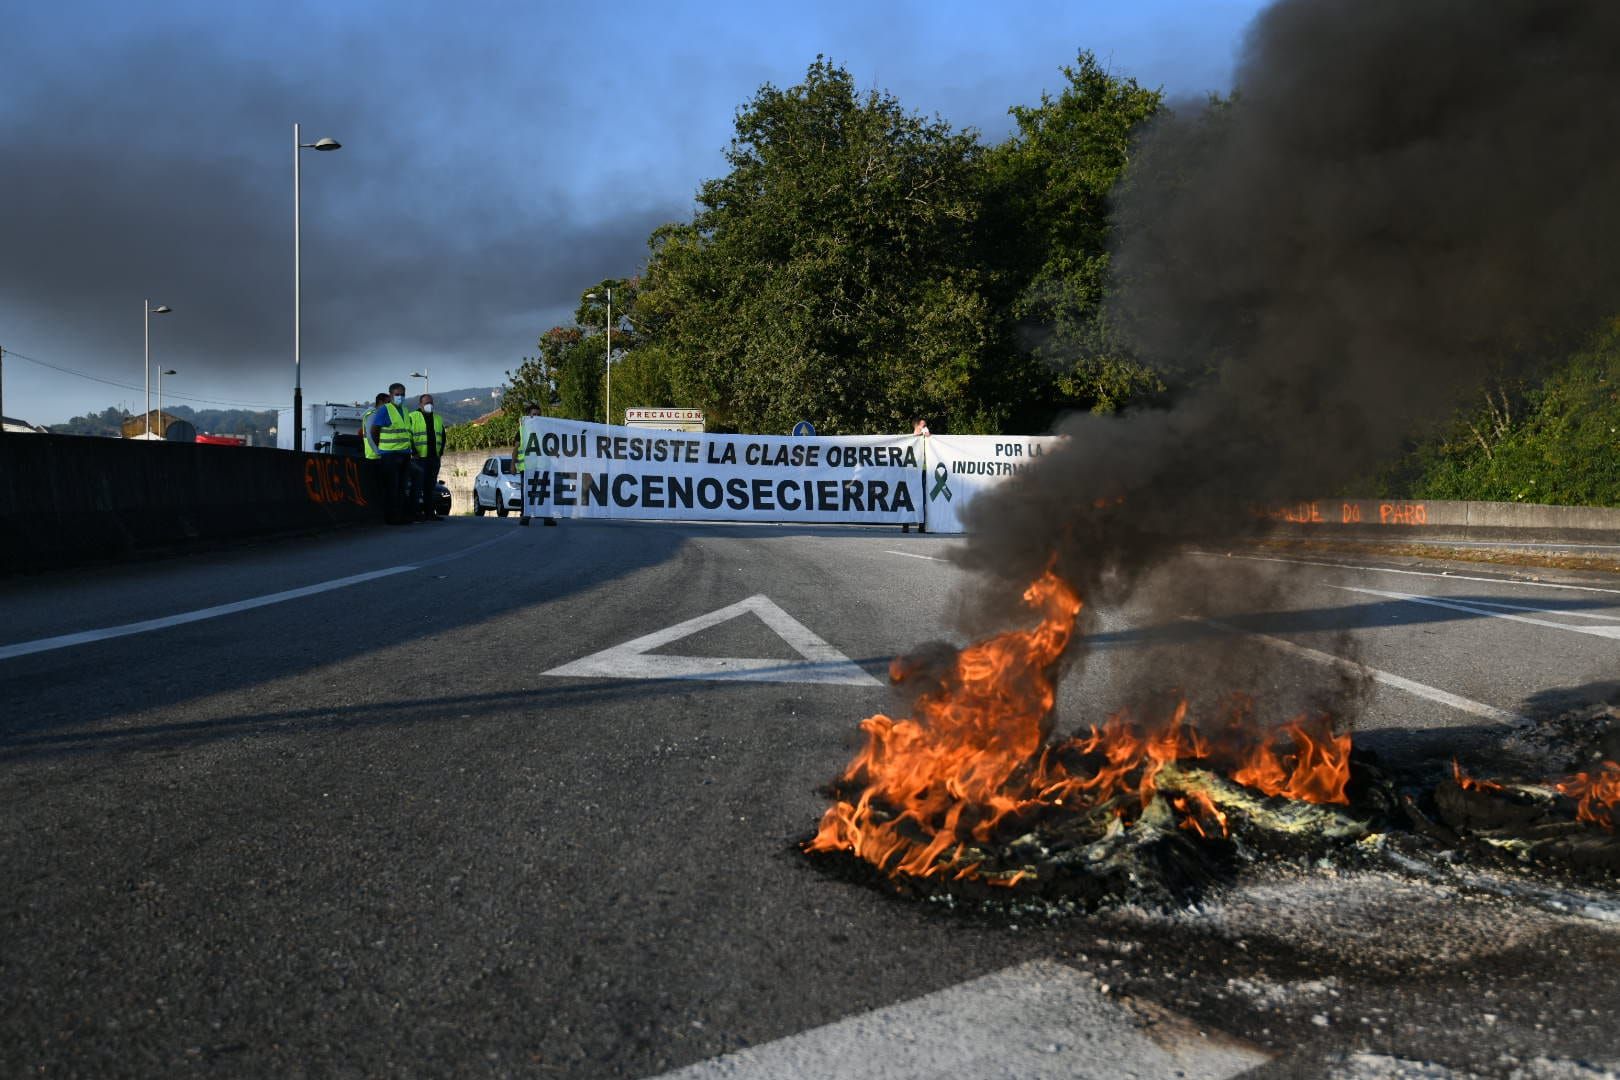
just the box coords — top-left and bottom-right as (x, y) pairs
(543, 595), (881, 685)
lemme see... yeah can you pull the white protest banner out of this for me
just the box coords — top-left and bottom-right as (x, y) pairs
(521, 417), (924, 525)
(923, 434), (1063, 534)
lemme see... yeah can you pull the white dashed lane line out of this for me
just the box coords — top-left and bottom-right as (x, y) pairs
(1187, 549), (1620, 596)
(1193, 616), (1527, 725)
(1328, 584), (1620, 641)
(882, 549), (947, 561)
(0, 531), (517, 663)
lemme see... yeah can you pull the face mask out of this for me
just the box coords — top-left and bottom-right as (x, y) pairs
(422, 404), (433, 414)
(393, 394), (404, 406)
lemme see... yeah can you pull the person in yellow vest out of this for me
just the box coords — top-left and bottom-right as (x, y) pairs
(408, 393), (447, 521)
(515, 402), (556, 527)
(360, 392), (388, 461)
(370, 382), (417, 524)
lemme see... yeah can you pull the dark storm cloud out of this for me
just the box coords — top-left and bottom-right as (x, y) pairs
(0, 20), (682, 398)
(959, 0), (1620, 710)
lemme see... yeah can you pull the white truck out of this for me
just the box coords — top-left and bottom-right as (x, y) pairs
(275, 403), (372, 456)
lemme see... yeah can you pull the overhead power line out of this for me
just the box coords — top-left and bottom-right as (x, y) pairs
(5, 348), (283, 410)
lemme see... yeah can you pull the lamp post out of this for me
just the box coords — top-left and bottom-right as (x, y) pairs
(585, 287), (613, 425)
(144, 300), (172, 439)
(156, 368), (177, 438)
(410, 369), (430, 396)
(293, 122), (342, 452)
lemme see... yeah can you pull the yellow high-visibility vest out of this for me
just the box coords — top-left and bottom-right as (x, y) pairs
(361, 408), (379, 460)
(376, 402), (412, 453)
(408, 410), (444, 456)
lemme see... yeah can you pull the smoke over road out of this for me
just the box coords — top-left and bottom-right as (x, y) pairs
(962, 0), (1620, 614)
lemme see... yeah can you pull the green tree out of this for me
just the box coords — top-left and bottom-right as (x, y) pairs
(552, 327), (603, 422)
(1378, 322), (1620, 506)
(606, 342), (683, 417)
(444, 411), (516, 452)
(499, 280), (644, 427)
(981, 51), (1164, 421)
(49, 405), (133, 436)
(635, 58), (997, 434)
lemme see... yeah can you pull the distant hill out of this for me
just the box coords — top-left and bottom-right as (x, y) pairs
(49, 404), (276, 441)
(46, 386), (503, 440)
(428, 386), (503, 425)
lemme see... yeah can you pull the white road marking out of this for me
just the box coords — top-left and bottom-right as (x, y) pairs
(0, 567), (414, 662)
(1414, 595), (1620, 621)
(1196, 617), (1527, 725)
(1329, 585), (1620, 641)
(1186, 549), (1620, 596)
(0, 530), (518, 663)
(650, 959), (1268, 1080)
(883, 550), (946, 561)
(544, 595), (882, 686)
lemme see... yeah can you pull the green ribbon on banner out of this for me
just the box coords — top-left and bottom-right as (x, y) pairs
(929, 462), (952, 502)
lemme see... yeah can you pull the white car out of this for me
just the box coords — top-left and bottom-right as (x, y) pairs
(472, 455), (523, 517)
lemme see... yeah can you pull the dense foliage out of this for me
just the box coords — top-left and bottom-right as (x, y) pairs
(1377, 325), (1620, 506)
(477, 54), (1615, 507)
(444, 410), (516, 452)
(493, 54), (1165, 437)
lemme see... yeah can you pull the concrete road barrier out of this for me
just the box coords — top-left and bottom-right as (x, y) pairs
(0, 434), (385, 571)
(1255, 497), (1620, 542)
(438, 450), (488, 515)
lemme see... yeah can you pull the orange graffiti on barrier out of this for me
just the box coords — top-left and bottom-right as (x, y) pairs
(1379, 502), (1427, 525)
(1254, 500), (1428, 526)
(304, 456), (369, 507)
(1281, 500), (1324, 523)
(1251, 501), (1324, 524)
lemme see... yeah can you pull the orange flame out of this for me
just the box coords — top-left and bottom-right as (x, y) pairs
(1451, 759), (1505, 793)
(1231, 717), (1352, 805)
(1174, 790), (1230, 838)
(807, 569), (1354, 882)
(806, 571), (1081, 878)
(1555, 761), (1620, 830)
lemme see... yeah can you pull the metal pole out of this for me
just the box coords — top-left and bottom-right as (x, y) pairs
(605, 287), (612, 426)
(144, 299), (151, 438)
(0, 344), (6, 434)
(293, 122), (303, 453)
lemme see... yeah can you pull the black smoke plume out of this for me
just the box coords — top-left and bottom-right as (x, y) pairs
(946, 0), (1620, 735)
(962, 0), (1620, 605)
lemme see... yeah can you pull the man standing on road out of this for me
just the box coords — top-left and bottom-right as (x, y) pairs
(905, 418), (930, 533)
(360, 392), (388, 461)
(516, 403), (540, 527)
(409, 393), (446, 521)
(371, 382), (416, 525)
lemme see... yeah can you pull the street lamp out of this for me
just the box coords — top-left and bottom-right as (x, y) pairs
(410, 369), (430, 396)
(585, 287), (613, 425)
(156, 368), (177, 438)
(293, 123), (342, 452)
(144, 301), (172, 439)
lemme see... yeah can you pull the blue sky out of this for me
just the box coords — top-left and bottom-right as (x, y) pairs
(1, 0), (1269, 425)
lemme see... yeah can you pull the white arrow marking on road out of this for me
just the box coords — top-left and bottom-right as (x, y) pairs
(649, 959), (1268, 1080)
(544, 595), (882, 686)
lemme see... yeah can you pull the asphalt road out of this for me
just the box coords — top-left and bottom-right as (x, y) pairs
(4, 519), (1620, 1078)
